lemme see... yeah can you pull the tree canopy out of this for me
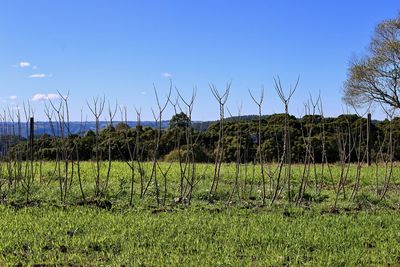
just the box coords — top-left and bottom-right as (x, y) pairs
(344, 13), (400, 109)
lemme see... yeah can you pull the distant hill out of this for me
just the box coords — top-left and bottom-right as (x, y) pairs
(0, 114), (382, 137)
(0, 115), (265, 137)
(0, 121), (169, 138)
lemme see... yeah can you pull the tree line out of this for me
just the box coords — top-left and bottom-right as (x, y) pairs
(6, 112), (400, 164)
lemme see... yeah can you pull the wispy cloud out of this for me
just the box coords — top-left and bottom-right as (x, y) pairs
(47, 93), (60, 100)
(19, 61), (31, 68)
(9, 96), (17, 101)
(31, 93), (61, 102)
(29, 73), (50, 78)
(161, 72), (172, 78)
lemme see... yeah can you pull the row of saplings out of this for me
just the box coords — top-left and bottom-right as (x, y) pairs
(0, 83), (397, 212)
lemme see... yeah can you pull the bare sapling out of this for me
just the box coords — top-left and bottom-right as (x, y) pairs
(0, 110), (8, 201)
(22, 102), (36, 204)
(87, 96), (106, 198)
(16, 106), (23, 192)
(297, 95), (319, 205)
(374, 126), (385, 196)
(104, 101), (118, 194)
(333, 113), (355, 209)
(142, 84), (171, 206)
(209, 82), (230, 199)
(249, 87), (267, 206)
(227, 105), (242, 205)
(270, 130), (286, 205)
(317, 98), (334, 195)
(60, 92), (76, 201)
(118, 106), (137, 206)
(135, 108), (145, 200)
(48, 92), (74, 203)
(168, 96), (186, 202)
(75, 110), (87, 203)
(266, 130), (283, 204)
(44, 104), (63, 200)
(349, 104), (370, 201)
(273, 76), (299, 205)
(378, 106), (396, 201)
(5, 107), (19, 194)
(158, 161), (173, 206)
(177, 88), (197, 204)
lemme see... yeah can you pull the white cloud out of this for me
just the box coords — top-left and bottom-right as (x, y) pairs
(19, 61), (31, 68)
(9, 96), (17, 101)
(47, 93), (60, 100)
(29, 73), (48, 78)
(31, 93), (61, 102)
(161, 72), (172, 78)
(32, 65), (38, 70)
(31, 94), (48, 101)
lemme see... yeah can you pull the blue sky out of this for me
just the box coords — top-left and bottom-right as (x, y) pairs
(0, 0), (399, 121)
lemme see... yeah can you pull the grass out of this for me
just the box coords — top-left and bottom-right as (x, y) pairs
(1, 162), (400, 265)
(2, 206), (400, 266)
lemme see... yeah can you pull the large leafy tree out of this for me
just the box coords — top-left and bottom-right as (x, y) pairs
(169, 112), (190, 129)
(344, 13), (400, 109)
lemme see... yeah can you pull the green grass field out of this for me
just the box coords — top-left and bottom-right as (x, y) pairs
(1, 162), (400, 266)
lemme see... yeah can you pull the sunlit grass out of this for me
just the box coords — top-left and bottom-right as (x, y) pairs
(1, 162), (400, 265)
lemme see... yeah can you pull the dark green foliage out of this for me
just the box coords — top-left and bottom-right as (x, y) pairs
(163, 145), (209, 162)
(6, 113), (398, 163)
(169, 112), (190, 130)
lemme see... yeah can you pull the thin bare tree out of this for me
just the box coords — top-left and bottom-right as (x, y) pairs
(142, 84), (171, 206)
(177, 88), (198, 204)
(209, 82), (230, 199)
(227, 105), (242, 205)
(272, 76), (299, 205)
(87, 96), (106, 198)
(297, 95), (320, 205)
(249, 87), (267, 206)
(104, 101), (118, 194)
